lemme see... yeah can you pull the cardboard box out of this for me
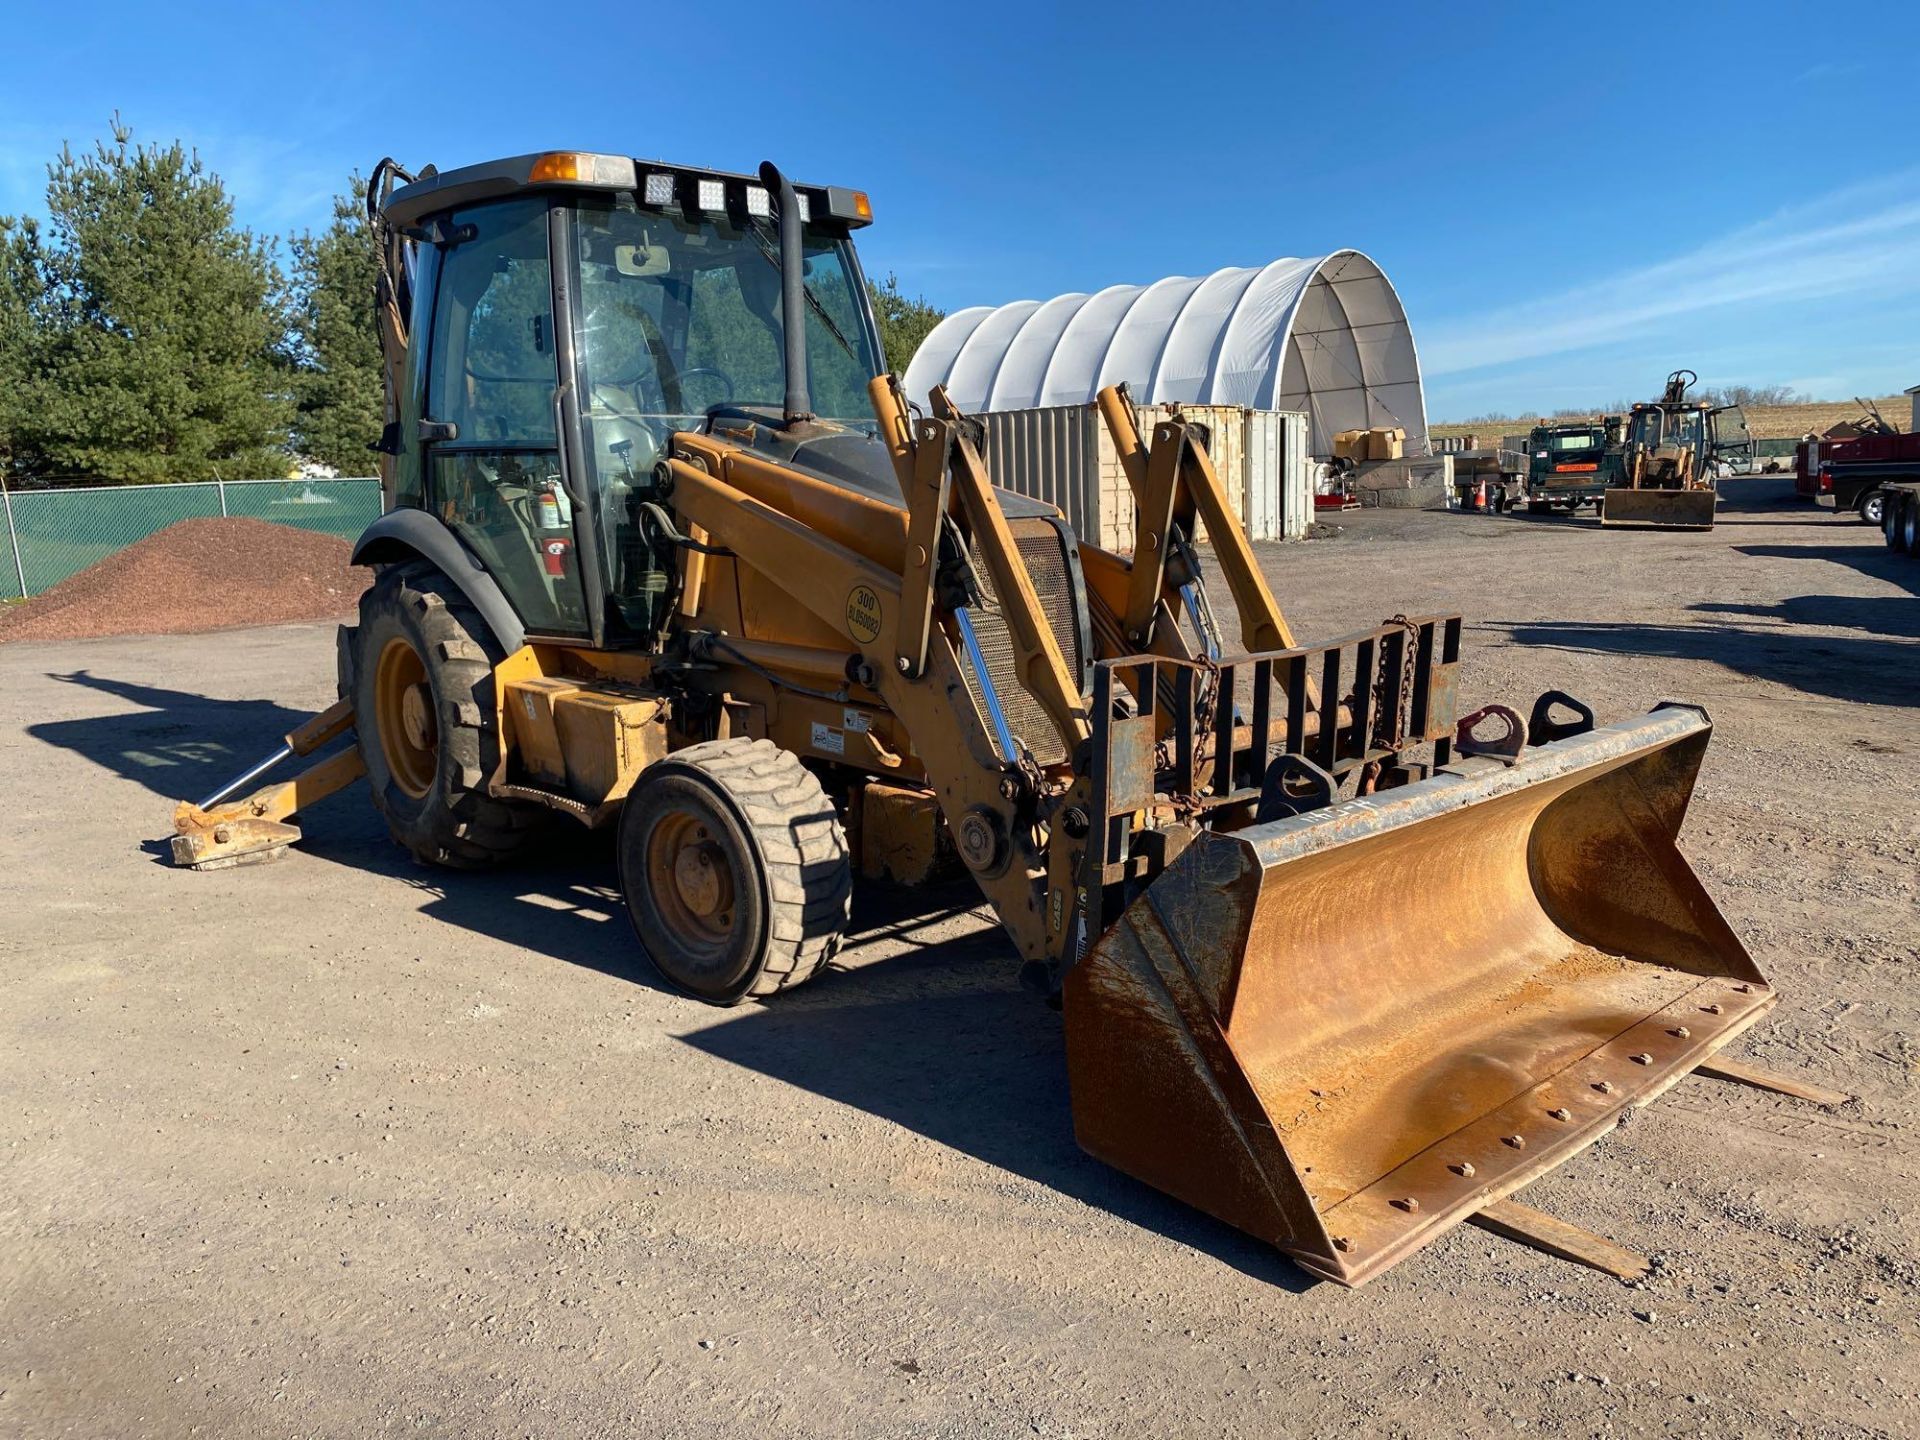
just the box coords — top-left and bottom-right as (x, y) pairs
(1332, 429), (1368, 460)
(1366, 426), (1406, 461)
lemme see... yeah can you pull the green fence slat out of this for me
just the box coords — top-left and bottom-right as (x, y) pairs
(2, 478), (383, 598)
(1, 489), (23, 601)
(221, 478), (383, 542)
(11, 484), (224, 595)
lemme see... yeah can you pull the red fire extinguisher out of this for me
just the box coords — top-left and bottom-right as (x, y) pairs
(541, 537), (571, 577)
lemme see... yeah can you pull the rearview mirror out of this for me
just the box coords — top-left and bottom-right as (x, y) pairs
(615, 243), (670, 277)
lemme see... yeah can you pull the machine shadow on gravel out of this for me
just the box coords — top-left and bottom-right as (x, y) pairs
(1694, 594), (1920, 640)
(1506, 614), (1918, 708)
(675, 880), (1319, 1293)
(1734, 543), (1920, 598)
(30, 671), (317, 801)
(317, 842), (1299, 1297)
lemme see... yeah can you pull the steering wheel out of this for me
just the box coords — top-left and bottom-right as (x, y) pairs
(678, 366), (735, 409)
(594, 297), (684, 413)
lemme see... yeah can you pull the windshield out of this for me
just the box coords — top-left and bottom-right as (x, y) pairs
(1631, 408), (1706, 451)
(1546, 431), (1600, 452)
(571, 197), (876, 453)
(566, 195), (881, 639)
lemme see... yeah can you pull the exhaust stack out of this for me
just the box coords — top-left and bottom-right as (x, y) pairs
(759, 160), (812, 425)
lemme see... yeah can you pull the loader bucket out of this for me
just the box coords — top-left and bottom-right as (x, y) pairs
(1063, 705), (1770, 1286)
(1600, 487), (1717, 530)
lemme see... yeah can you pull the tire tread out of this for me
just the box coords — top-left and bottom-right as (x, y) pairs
(652, 738), (851, 997)
(354, 563), (546, 868)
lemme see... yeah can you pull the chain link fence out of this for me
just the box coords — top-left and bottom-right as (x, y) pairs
(0, 478), (382, 601)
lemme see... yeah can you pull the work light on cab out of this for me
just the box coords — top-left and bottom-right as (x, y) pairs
(526, 151), (636, 187)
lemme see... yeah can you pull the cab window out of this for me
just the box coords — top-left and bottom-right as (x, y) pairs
(427, 200), (557, 445)
(422, 198), (586, 637)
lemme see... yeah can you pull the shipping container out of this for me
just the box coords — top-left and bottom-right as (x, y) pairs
(1243, 407), (1310, 542)
(978, 403), (1311, 552)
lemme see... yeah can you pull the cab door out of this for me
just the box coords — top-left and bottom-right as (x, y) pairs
(420, 198), (589, 639)
(1709, 405), (1753, 475)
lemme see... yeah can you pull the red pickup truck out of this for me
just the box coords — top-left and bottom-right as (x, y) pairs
(1796, 428), (1920, 526)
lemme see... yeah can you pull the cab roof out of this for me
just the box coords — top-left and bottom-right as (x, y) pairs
(381, 151), (871, 231)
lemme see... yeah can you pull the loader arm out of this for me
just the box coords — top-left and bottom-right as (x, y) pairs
(1096, 385), (1294, 654)
(664, 428), (1084, 966)
(928, 385), (1090, 754)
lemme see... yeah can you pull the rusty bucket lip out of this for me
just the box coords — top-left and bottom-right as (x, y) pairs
(1292, 975), (1775, 1286)
(1233, 704), (1711, 869)
(1067, 698), (1769, 1290)
(1599, 487), (1718, 530)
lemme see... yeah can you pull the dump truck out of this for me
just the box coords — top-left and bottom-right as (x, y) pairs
(1523, 417), (1625, 513)
(168, 151), (1838, 1287)
(1602, 371), (1751, 530)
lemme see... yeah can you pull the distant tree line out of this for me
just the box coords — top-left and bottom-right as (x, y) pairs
(1694, 384), (1804, 409)
(0, 120), (946, 487)
(1446, 383), (1814, 429)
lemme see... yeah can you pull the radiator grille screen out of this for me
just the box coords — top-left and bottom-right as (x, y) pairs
(958, 517), (1084, 766)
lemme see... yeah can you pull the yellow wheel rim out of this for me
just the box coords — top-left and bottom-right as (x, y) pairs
(374, 636), (436, 800)
(645, 810), (737, 959)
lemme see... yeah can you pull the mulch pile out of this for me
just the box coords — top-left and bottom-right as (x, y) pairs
(0, 517), (371, 644)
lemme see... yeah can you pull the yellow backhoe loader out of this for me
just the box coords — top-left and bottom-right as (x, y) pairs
(1601, 370), (1752, 530)
(169, 152), (1838, 1286)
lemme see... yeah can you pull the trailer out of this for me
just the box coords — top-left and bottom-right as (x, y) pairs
(1447, 447), (1528, 511)
(1882, 481), (1920, 557)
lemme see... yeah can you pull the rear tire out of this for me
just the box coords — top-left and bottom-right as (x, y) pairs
(618, 738), (850, 1004)
(351, 560), (547, 868)
(1859, 490), (1886, 527)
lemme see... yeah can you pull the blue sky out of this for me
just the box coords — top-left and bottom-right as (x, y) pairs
(4, 0), (1917, 419)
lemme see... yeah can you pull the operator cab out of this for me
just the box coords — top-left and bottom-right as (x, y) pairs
(1627, 401), (1752, 471)
(1624, 371), (1752, 477)
(376, 152), (888, 649)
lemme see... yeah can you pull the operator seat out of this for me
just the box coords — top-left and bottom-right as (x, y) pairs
(581, 383), (664, 558)
(577, 261), (682, 510)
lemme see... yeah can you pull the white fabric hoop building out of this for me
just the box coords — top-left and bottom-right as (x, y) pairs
(901, 251), (1426, 456)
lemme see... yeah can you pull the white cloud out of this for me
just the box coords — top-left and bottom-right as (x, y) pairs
(1420, 172), (1920, 379)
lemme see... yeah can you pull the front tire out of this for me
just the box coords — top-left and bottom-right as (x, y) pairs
(618, 739), (850, 1004)
(351, 560), (546, 868)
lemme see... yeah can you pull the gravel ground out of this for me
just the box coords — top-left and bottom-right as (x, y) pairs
(1, 479), (1914, 1438)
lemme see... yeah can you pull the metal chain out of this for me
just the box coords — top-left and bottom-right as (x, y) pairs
(1387, 614), (1421, 750)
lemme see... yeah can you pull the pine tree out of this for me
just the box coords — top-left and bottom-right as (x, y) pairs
(289, 179), (384, 474)
(867, 272), (945, 376)
(23, 120), (291, 483)
(0, 217), (44, 477)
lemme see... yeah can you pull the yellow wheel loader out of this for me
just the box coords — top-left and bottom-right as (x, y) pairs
(1601, 370), (1752, 530)
(169, 152), (1840, 1286)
